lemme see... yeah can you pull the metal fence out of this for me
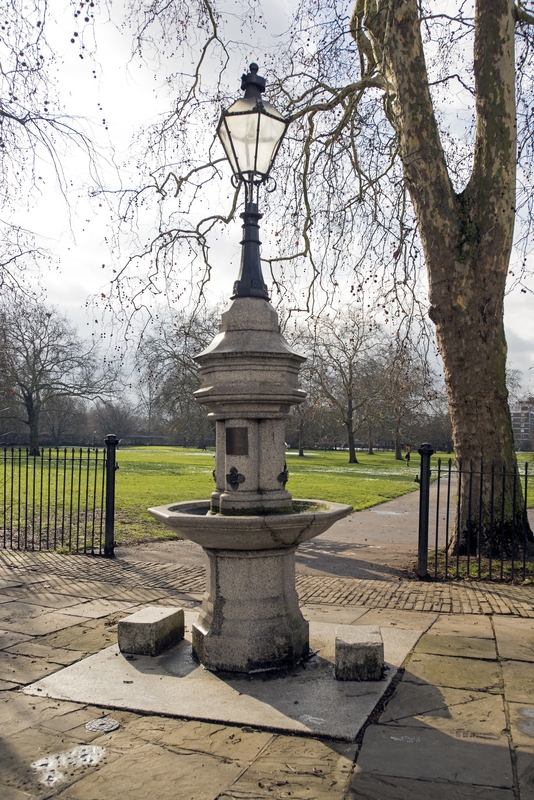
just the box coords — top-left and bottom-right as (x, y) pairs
(416, 443), (533, 582)
(1, 434), (118, 557)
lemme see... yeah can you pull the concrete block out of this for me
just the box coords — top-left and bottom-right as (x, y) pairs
(118, 607), (184, 656)
(335, 625), (384, 681)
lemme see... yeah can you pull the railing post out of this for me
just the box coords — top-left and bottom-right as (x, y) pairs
(416, 442), (434, 579)
(104, 434), (119, 557)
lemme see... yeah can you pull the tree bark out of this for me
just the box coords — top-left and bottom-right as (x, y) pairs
(347, 423), (358, 463)
(361, 0), (531, 552)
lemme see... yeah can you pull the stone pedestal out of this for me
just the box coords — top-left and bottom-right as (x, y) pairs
(335, 625), (384, 681)
(149, 294), (351, 675)
(192, 546), (309, 673)
(118, 607), (184, 656)
(194, 297), (305, 515)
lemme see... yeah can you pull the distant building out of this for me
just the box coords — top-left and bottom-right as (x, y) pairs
(511, 399), (534, 450)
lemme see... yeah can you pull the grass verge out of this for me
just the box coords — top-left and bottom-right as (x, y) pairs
(112, 447), (428, 545)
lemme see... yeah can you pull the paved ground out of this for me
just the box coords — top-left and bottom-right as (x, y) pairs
(1, 489), (534, 798)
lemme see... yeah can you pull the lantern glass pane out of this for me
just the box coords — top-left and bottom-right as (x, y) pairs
(256, 111), (287, 175)
(217, 121), (239, 174)
(219, 97), (287, 179)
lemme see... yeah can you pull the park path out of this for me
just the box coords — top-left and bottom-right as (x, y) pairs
(118, 481), (432, 581)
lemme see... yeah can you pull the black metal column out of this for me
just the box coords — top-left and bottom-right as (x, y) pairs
(104, 434), (118, 557)
(416, 442), (434, 579)
(231, 200), (269, 300)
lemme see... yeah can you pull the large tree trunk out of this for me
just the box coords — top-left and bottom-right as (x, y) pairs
(347, 425), (358, 463)
(362, 0), (532, 552)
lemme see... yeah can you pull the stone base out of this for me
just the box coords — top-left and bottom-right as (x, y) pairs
(192, 546), (309, 673)
(335, 625), (384, 681)
(24, 613), (423, 741)
(118, 607), (184, 656)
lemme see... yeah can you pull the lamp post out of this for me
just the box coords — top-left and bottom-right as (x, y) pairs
(217, 63), (290, 299)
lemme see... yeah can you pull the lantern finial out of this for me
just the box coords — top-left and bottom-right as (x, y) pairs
(241, 63), (266, 98)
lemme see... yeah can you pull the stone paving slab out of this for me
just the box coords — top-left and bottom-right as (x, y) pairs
(429, 613), (495, 639)
(0, 610), (89, 638)
(347, 773), (515, 800)
(517, 747), (534, 800)
(1, 726), (120, 796)
(60, 599), (139, 619)
(0, 630), (32, 649)
(493, 617), (534, 661)
(2, 550), (534, 798)
(404, 653), (502, 691)
(301, 603), (368, 624)
(54, 742), (243, 800)
(0, 678), (19, 691)
(0, 600), (62, 624)
(6, 641), (85, 666)
(507, 702), (534, 748)
(225, 734), (356, 800)
(380, 682), (507, 737)
(0, 651), (62, 684)
(0, 588), (90, 609)
(414, 633), (497, 660)
(355, 608), (438, 630)
(135, 718), (273, 761)
(23, 614), (423, 742)
(355, 724), (513, 787)
(1, 694), (91, 738)
(0, 579), (23, 589)
(502, 660), (534, 703)
(36, 614), (127, 655)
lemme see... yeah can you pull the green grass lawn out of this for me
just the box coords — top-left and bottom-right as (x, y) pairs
(112, 446), (445, 545)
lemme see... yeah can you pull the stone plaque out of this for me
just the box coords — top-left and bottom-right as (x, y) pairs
(226, 427), (248, 456)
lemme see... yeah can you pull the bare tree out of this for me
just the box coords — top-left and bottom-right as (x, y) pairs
(40, 396), (88, 446)
(379, 339), (441, 460)
(93, 401), (139, 442)
(306, 306), (386, 463)
(0, 299), (111, 454)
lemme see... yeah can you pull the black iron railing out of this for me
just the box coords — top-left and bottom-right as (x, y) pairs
(417, 444), (533, 582)
(0, 434), (118, 556)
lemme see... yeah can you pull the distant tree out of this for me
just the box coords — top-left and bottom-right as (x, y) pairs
(40, 397), (88, 446)
(135, 307), (219, 446)
(307, 306), (386, 463)
(379, 339), (440, 460)
(92, 401), (139, 442)
(0, 299), (111, 454)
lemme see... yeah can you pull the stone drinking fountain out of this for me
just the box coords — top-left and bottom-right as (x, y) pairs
(149, 64), (352, 674)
